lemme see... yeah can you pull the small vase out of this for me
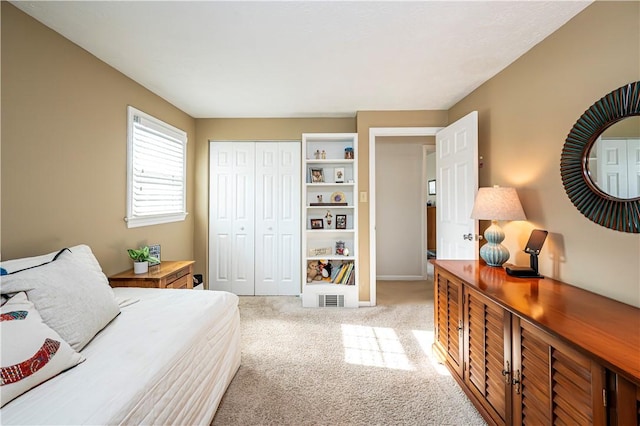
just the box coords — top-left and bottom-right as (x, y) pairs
(133, 261), (148, 274)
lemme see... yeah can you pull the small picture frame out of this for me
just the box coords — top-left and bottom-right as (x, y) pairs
(428, 179), (436, 195)
(148, 244), (161, 266)
(336, 214), (347, 229)
(310, 218), (324, 229)
(334, 167), (345, 183)
(310, 168), (324, 183)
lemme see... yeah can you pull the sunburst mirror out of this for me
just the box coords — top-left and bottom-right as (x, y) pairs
(560, 81), (640, 233)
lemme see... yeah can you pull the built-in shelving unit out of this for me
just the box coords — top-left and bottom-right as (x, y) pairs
(301, 133), (358, 308)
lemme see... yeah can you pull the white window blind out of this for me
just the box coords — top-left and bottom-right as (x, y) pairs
(126, 106), (187, 228)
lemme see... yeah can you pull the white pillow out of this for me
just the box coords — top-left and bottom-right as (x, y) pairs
(1, 292), (85, 407)
(0, 244), (97, 275)
(0, 245), (120, 351)
(0, 249), (60, 275)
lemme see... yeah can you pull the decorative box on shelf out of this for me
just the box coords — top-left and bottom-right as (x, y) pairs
(308, 247), (332, 257)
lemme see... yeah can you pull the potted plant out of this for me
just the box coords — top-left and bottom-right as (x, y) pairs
(127, 246), (159, 274)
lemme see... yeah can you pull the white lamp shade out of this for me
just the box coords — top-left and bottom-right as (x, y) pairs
(470, 187), (526, 221)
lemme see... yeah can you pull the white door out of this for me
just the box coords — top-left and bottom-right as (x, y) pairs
(209, 142), (256, 295)
(597, 138), (640, 198)
(629, 139), (640, 198)
(255, 142), (301, 295)
(597, 138), (629, 198)
(436, 111), (479, 260)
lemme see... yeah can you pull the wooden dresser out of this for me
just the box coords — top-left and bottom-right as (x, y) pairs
(109, 260), (194, 290)
(432, 259), (640, 426)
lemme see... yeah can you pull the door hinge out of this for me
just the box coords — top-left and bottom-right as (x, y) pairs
(602, 388), (607, 407)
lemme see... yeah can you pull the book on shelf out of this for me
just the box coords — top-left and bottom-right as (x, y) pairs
(333, 263), (347, 284)
(347, 267), (355, 285)
(342, 263), (354, 285)
(332, 261), (354, 284)
(330, 264), (341, 282)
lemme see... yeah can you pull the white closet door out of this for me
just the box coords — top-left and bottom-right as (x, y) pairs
(209, 142), (255, 295)
(276, 142), (300, 295)
(255, 143), (279, 295)
(255, 142), (301, 295)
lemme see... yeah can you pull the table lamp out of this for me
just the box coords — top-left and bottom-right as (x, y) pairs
(470, 186), (526, 267)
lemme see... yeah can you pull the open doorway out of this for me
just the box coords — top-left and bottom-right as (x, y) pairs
(424, 145), (437, 277)
(368, 127), (443, 306)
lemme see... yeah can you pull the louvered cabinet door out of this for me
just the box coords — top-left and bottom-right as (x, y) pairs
(464, 287), (511, 425)
(512, 318), (606, 425)
(607, 373), (640, 425)
(433, 268), (463, 377)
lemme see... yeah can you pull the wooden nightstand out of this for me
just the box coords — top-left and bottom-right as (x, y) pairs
(109, 260), (195, 289)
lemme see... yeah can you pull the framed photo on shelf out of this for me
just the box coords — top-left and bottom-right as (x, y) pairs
(336, 214), (347, 229)
(148, 244), (161, 266)
(334, 167), (345, 183)
(310, 168), (324, 183)
(310, 218), (324, 229)
(428, 179), (436, 195)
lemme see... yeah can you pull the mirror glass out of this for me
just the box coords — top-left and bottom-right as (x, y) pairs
(586, 116), (640, 200)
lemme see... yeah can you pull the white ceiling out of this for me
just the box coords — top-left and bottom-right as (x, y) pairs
(12, 1), (592, 118)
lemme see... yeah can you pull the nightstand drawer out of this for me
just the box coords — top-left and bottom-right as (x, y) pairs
(166, 274), (190, 289)
(165, 267), (190, 285)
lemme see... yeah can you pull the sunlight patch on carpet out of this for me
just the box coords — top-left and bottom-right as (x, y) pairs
(341, 324), (412, 370)
(412, 329), (451, 376)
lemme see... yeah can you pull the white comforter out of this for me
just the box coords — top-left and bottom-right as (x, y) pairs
(1, 288), (241, 425)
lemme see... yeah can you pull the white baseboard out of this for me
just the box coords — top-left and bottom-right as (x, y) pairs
(377, 275), (426, 281)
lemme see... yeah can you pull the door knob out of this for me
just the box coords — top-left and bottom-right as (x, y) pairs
(240, 227), (245, 231)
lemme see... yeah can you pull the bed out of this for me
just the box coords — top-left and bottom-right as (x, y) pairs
(0, 246), (241, 425)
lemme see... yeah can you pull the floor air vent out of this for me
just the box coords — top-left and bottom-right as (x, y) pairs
(318, 294), (345, 307)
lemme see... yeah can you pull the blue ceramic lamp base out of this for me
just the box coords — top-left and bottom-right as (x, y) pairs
(480, 221), (510, 267)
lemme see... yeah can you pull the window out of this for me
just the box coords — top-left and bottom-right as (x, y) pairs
(126, 106), (187, 228)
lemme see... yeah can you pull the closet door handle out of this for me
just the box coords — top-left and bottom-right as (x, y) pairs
(501, 361), (510, 384)
(512, 370), (521, 394)
(240, 227), (245, 231)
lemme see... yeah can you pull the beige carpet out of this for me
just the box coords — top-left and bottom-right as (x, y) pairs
(376, 280), (432, 305)
(212, 281), (485, 425)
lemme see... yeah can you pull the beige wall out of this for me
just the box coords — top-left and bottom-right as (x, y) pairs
(449, 1), (640, 306)
(375, 140), (427, 279)
(194, 118), (356, 286)
(356, 111), (449, 301)
(1, 3), (196, 276)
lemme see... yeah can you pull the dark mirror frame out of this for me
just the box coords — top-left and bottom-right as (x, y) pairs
(560, 81), (640, 233)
